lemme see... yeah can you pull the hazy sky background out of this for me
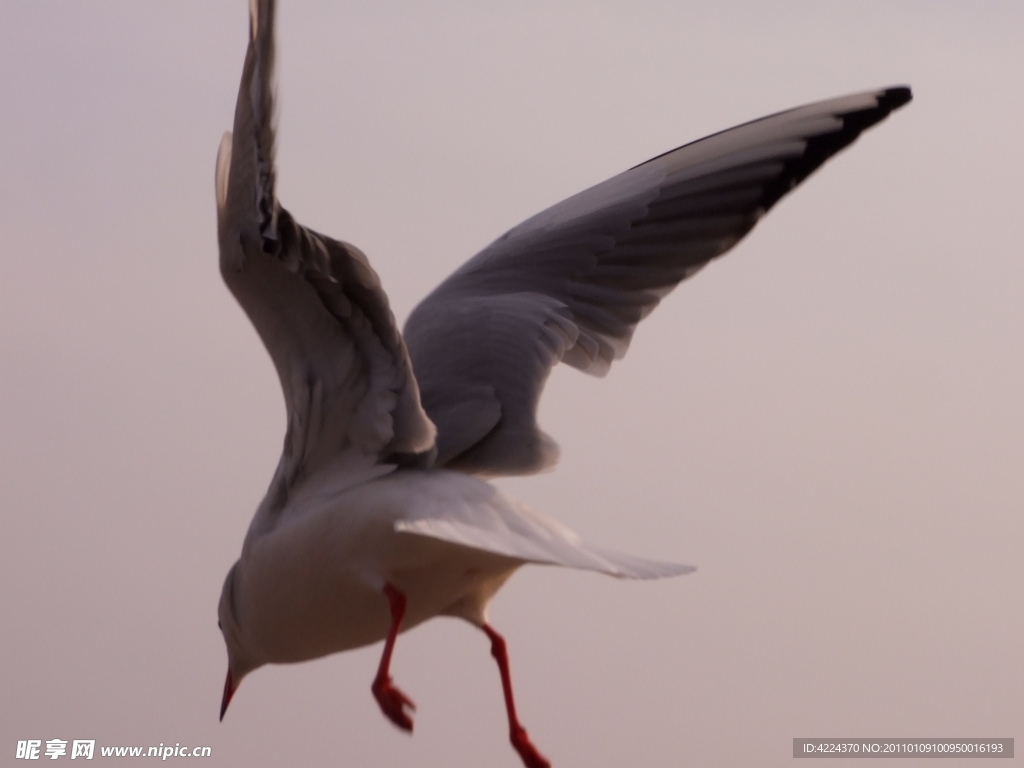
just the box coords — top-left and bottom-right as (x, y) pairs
(1, 1), (1021, 766)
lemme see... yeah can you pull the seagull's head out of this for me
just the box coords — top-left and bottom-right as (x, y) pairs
(217, 561), (259, 721)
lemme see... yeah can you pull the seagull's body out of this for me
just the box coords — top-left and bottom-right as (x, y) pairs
(215, 2), (911, 765)
(227, 469), (517, 663)
(227, 466), (675, 666)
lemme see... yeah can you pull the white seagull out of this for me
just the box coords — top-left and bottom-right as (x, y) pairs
(215, 2), (911, 765)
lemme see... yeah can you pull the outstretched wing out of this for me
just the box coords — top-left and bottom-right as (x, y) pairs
(404, 87), (911, 476)
(216, 0), (435, 511)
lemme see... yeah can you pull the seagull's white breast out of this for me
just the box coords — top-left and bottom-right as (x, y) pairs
(233, 469), (524, 665)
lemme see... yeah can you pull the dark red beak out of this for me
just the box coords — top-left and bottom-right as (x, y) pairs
(220, 668), (236, 721)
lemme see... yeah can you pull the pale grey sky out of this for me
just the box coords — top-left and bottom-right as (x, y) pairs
(1, 2), (1021, 766)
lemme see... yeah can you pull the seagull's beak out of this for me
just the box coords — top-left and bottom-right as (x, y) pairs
(220, 668), (236, 721)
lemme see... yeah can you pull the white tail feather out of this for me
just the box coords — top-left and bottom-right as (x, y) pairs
(215, 131), (233, 216)
(395, 516), (694, 580)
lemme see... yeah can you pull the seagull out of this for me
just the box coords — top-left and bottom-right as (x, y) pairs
(215, 2), (911, 765)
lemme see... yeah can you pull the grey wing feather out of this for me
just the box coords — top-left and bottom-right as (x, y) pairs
(216, 0), (435, 511)
(404, 86), (912, 476)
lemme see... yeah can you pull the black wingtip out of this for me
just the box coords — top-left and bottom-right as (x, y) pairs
(881, 86), (913, 111)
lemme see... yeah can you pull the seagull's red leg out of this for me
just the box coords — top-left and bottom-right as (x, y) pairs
(482, 623), (551, 768)
(372, 582), (416, 732)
